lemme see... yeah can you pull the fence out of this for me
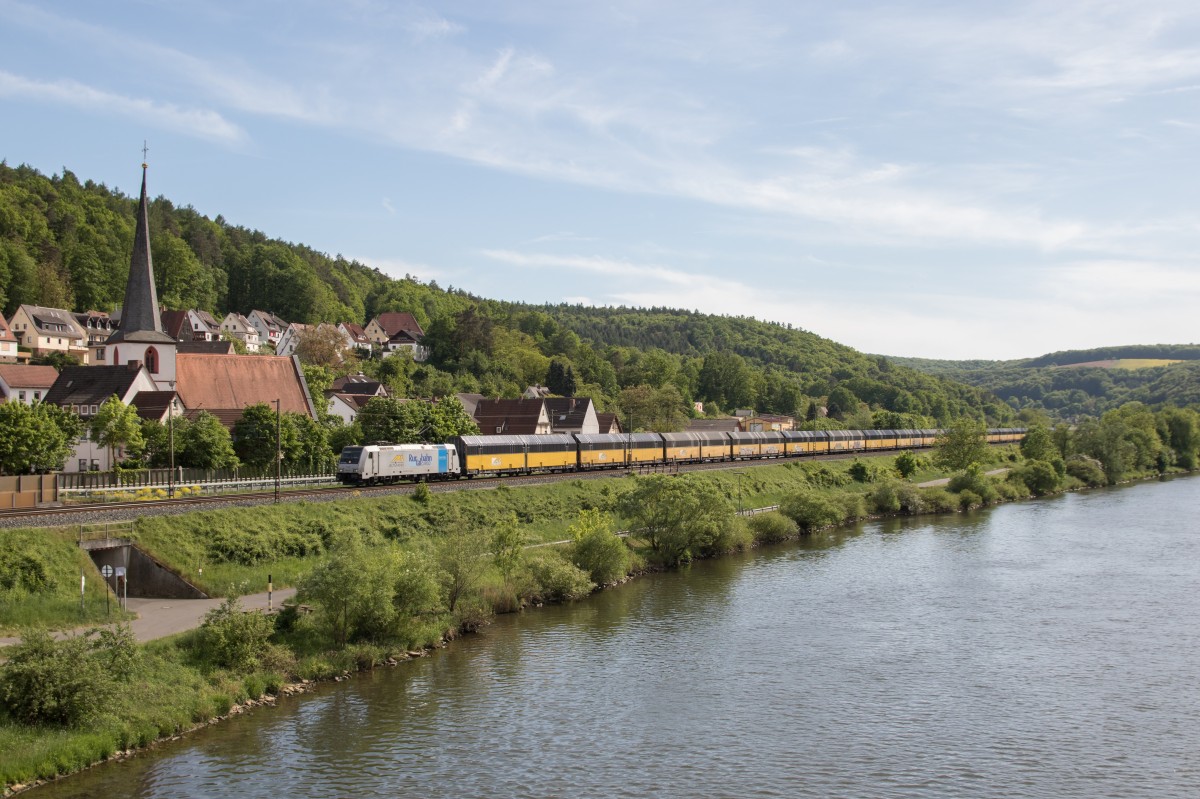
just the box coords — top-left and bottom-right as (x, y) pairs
(57, 468), (338, 503)
(0, 474), (57, 508)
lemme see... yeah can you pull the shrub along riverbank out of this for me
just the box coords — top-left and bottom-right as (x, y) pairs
(1, 439), (1191, 793)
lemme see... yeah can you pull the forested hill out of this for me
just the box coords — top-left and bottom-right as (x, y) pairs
(1, 161), (1012, 425)
(890, 346), (1200, 420)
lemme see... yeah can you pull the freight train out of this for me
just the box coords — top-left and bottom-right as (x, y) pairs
(336, 428), (1026, 485)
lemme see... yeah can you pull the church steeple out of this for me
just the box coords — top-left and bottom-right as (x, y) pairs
(106, 155), (177, 389)
(108, 161), (170, 343)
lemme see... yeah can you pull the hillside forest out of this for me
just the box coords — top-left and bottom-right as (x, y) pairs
(892, 345), (1200, 421)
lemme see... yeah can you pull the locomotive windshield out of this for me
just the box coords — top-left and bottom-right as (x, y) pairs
(338, 446), (364, 464)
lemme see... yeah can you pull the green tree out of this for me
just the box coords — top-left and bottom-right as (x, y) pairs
(437, 525), (490, 613)
(569, 508), (630, 586)
(491, 512), (527, 598)
(1158, 407), (1200, 470)
(298, 531), (399, 647)
(233, 403), (281, 470)
(618, 475), (734, 567)
(177, 411), (239, 469)
(91, 394), (145, 466)
(1019, 424), (1058, 462)
(0, 401), (79, 474)
(934, 418), (988, 471)
(1012, 460), (1061, 497)
(428, 396), (480, 441)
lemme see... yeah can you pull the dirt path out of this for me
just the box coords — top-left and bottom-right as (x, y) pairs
(0, 587), (298, 648)
(917, 468), (1010, 488)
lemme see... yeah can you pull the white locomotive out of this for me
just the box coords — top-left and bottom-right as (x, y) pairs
(336, 443), (461, 485)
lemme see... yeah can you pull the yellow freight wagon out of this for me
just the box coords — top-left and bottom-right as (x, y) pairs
(524, 434), (578, 472)
(574, 433), (630, 469)
(782, 430), (830, 456)
(729, 431), (786, 458)
(827, 430), (866, 453)
(454, 435), (527, 475)
(661, 432), (730, 463)
(452, 434), (576, 475)
(574, 433), (665, 468)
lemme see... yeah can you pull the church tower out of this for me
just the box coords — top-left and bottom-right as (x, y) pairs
(105, 159), (177, 390)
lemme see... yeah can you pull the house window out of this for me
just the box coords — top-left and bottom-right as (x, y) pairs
(79, 459), (88, 471)
(18, 391), (26, 401)
(90, 405), (98, 415)
(145, 346), (159, 374)
(96, 349), (105, 361)
(113, 346), (119, 363)
(33, 391), (40, 400)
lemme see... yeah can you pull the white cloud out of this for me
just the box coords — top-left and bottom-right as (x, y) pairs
(0, 70), (246, 144)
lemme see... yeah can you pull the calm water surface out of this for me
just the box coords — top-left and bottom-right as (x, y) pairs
(34, 478), (1200, 798)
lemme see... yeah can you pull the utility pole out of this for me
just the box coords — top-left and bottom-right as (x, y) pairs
(167, 399), (175, 499)
(274, 398), (282, 504)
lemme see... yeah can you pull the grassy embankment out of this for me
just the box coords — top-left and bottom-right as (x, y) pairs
(6, 443), (1175, 791)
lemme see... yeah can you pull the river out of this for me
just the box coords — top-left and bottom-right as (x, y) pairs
(33, 477), (1200, 798)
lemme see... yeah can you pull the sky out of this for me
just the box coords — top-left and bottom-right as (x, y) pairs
(2, 1), (1198, 360)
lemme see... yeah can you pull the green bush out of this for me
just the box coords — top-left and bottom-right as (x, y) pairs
(701, 515), (753, 556)
(570, 513), (632, 586)
(848, 460), (871, 483)
(869, 482), (902, 514)
(920, 487), (958, 512)
(526, 550), (594, 602)
(895, 483), (925, 514)
(779, 490), (845, 532)
(0, 552), (53, 593)
(747, 512), (798, 544)
(1011, 459), (1062, 496)
(947, 465), (999, 504)
(836, 492), (866, 522)
(957, 489), (982, 510)
(1065, 455), (1107, 487)
(0, 631), (116, 727)
(198, 597), (276, 672)
(894, 451), (921, 478)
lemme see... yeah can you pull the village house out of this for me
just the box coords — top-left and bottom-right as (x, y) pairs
(364, 312), (428, 361)
(544, 397), (600, 435)
(337, 322), (373, 355)
(74, 311), (117, 364)
(275, 322), (308, 357)
(0, 364), (60, 404)
(44, 364), (159, 471)
(7, 304), (89, 363)
(220, 312), (262, 352)
(248, 310), (288, 350)
(0, 315), (20, 363)
(473, 398), (553, 435)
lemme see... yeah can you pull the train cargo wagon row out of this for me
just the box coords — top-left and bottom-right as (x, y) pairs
(339, 427), (1025, 484)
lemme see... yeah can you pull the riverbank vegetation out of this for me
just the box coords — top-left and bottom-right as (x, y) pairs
(3, 406), (1197, 790)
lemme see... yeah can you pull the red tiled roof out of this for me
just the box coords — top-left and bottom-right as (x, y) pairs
(175, 354), (313, 422)
(376, 312), (424, 338)
(0, 364), (60, 389)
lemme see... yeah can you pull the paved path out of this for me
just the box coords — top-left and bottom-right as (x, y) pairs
(917, 468), (1010, 488)
(0, 587), (298, 648)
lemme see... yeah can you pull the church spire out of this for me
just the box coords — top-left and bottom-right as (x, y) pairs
(108, 159), (172, 345)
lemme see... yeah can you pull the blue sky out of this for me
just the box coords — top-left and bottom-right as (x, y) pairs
(2, 1), (1198, 360)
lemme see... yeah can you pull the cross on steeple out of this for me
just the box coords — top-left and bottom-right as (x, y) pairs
(142, 140), (149, 167)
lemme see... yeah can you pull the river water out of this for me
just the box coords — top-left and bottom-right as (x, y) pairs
(34, 478), (1200, 798)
